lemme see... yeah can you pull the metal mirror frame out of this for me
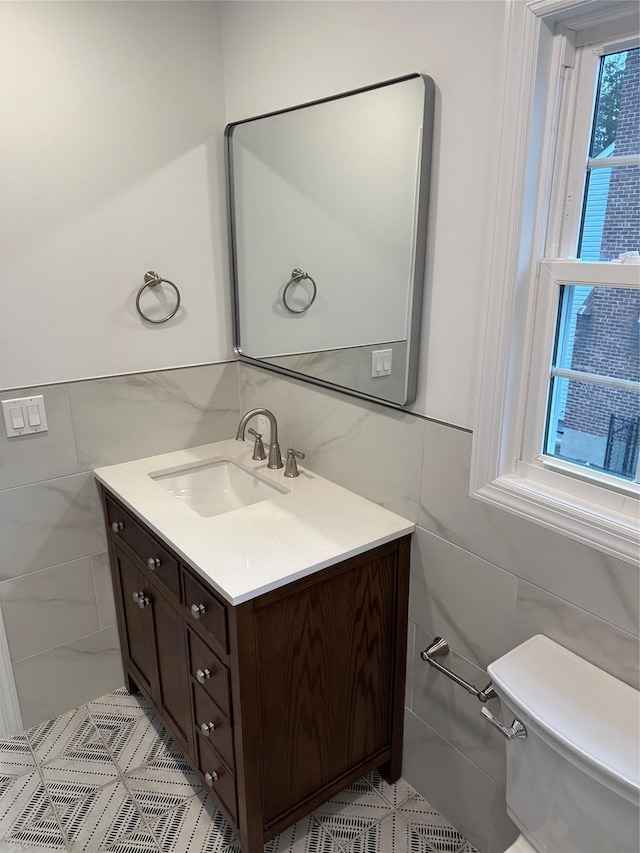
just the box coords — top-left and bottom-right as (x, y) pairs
(225, 73), (434, 408)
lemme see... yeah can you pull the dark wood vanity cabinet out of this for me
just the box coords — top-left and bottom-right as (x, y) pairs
(100, 486), (411, 853)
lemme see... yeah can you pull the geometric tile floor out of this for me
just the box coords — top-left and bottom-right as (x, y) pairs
(0, 688), (479, 853)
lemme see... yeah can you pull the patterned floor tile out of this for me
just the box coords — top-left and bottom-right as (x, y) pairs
(221, 815), (342, 853)
(124, 752), (203, 821)
(268, 816), (343, 853)
(311, 781), (393, 847)
(364, 770), (416, 808)
(0, 812), (67, 851)
(95, 714), (174, 775)
(0, 733), (36, 781)
(85, 690), (151, 721)
(399, 796), (467, 853)
(99, 826), (161, 852)
(0, 771), (56, 840)
(27, 709), (100, 767)
(0, 688), (479, 853)
(40, 740), (120, 809)
(148, 792), (236, 852)
(342, 811), (434, 852)
(55, 780), (146, 853)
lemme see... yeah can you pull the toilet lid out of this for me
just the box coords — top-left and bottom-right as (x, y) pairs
(488, 635), (640, 801)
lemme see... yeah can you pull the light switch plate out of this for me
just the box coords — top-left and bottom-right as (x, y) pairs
(2, 395), (48, 437)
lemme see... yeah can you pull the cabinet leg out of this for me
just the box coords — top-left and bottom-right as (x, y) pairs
(379, 735), (403, 785)
(238, 826), (266, 853)
(124, 671), (139, 695)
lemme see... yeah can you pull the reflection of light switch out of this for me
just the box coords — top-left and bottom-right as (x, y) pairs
(2, 395), (48, 437)
(371, 348), (393, 378)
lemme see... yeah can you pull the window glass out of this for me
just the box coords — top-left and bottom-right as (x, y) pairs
(590, 49), (639, 158)
(578, 48), (640, 260)
(545, 286), (640, 481)
(579, 165), (640, 260)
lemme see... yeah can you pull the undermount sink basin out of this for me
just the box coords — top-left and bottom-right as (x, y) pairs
(149, 457), (288, 518)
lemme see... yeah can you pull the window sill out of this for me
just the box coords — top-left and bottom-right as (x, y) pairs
(472, 471), (639, 564)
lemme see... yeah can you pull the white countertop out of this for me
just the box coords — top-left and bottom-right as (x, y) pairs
(94, 439), (414, 605)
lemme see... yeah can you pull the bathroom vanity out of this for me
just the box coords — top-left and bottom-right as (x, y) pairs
(95, 440), (413, 853)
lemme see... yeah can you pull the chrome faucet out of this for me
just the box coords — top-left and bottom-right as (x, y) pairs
(235, 408), (283, 469)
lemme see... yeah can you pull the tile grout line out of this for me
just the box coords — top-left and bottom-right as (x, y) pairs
(85, 696), (217, 851)
(86, 701), (172, 849)
(23, 725), (74, 852)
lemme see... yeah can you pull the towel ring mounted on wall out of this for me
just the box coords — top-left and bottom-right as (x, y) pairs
(282, 268), (317, 314)
(136, 271), (181, 324)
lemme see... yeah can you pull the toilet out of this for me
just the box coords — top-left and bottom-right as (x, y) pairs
(484, 634), (639, 853)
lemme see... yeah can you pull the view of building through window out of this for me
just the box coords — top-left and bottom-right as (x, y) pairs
(545, 47), (640, 482)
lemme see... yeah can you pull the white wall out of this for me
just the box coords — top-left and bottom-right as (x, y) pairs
(0, 1), (233, 389)
(220, 0), (507, 428)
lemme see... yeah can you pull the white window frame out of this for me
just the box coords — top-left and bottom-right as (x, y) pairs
(471, 0), (640, 565)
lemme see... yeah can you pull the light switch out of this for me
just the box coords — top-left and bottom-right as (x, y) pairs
(10, 408), (25, 430)
(27, 405), (41, 427)
(2, 395), (48, 437)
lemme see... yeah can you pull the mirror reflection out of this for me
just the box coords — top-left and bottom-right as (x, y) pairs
(226, 74), (434, 406)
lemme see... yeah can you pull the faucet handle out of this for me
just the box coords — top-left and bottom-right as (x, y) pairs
(284, 448), (305, 478)
(247, 428), (267, 461)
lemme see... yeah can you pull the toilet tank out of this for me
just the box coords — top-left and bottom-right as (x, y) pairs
(488, 635), (639, 853)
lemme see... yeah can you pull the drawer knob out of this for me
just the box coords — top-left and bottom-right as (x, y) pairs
(132, 590), (150, 609)
(204, 771), (219, 786)
(196, 668), (212, 684)
(111, 521), (124, 533)
(200, 721), (216, 736)
(147, 557), (161, 571)
(190, 603), (206, 619)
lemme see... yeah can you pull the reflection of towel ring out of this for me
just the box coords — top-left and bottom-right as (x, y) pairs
(136, 271), (181, 324)
(282, 268), (317, 314)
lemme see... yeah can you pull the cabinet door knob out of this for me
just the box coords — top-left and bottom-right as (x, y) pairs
(132, 590), (149, 609)
(200, 721), (216, 736)
(204, 771), (219, 786)
(190, 603), (206, 619)
(196, 668), (212, 684)
(147, 557), (160, 570)
(111, 521), (124, 533)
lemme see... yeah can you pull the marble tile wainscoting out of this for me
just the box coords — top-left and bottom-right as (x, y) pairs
(0, 363), (241, 730)
(237, 363), (640, 853)
(1, 359), (638, 852)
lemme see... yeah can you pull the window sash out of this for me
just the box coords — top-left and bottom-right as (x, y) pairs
(470, 1), (640, 564)
(521, 259), (639, 478)
(556, 36), (640, 257)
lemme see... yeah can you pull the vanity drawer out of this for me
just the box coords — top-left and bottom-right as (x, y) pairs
(193, 687), (234, 771)
(183, 571), (228, 652)
(188, 630), (231, 719)
(198, 737), (237, 823)
(105, 497), (180, 600)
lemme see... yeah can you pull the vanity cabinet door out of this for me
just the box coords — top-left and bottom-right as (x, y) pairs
(151, 586), (193, 755)
(115, 547), (155, 697)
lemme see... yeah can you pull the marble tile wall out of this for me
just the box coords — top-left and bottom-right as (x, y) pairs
(1, 358), (637, 851)
(0, 363), (240, 731)
(238, 363), (640, 853)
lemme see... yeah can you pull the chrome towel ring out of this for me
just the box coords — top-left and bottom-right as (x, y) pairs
(282, 268), (317, 314)
(136, 271), (181, 324)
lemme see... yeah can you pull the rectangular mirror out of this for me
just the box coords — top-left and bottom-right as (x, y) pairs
(226, 73), (434, 406)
